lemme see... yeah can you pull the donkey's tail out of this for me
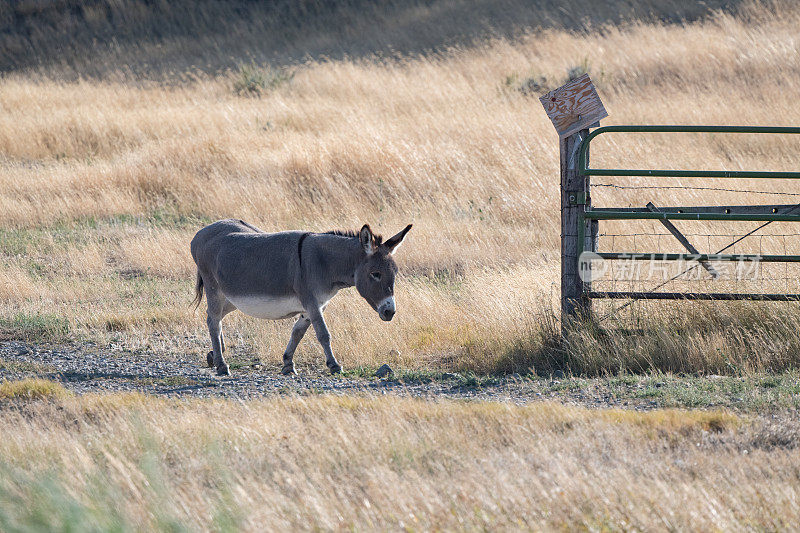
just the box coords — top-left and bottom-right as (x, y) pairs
(191, 270), (204, 311)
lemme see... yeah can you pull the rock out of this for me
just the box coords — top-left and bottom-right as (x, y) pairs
(375, 364), (393, 378)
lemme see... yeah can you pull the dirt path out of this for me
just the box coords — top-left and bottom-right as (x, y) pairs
(3, 340), (797, 412)
(0, 339), (660, 408)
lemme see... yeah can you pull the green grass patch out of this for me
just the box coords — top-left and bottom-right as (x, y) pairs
(78, 209), (213, 230)
(593, 371), (800, 411)
(0, 464), (132, 532)
(129, 376), (199, 388)
(345, 366), (800, 411)
(0, 424), (243, 532)
(0, 312), (70, 342)
(0, 227), (48, 257)
(0, 359), (57, 374)
(0, 211), (211, 259)
(344, 366), (502, 388)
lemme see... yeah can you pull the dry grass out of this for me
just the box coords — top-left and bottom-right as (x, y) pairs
(3, 392), (799, 530)
(0, 0), (740, 78)
(2, 2), (800, 374)
(4, 5), (800, 531)
(0, 378), (71, 401)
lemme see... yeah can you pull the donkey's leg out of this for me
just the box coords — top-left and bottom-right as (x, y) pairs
(307, 307), (341, 374)
(207, 300), (236, 368)
(281, 314), (311, 376)
(207, 318), (227, 376)
(206, 291), (233, 376)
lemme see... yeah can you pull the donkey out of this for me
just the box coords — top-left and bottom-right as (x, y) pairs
(190, 219), (412, 376)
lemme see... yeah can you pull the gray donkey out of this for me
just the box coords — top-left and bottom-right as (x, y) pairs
(190, 219), (412, 376)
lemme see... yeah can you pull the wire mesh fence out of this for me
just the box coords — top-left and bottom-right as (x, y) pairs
(586, 181), (800, 323)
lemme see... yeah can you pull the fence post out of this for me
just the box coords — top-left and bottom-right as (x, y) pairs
(539, 73), (607, 328)
(560, 129), (592, 321)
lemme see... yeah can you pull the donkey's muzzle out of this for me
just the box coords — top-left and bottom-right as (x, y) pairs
(378, 297), (396, 322)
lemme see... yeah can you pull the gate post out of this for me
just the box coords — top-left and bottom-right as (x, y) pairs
(539, 74), (607, 327)
(560, 129), (592, 320)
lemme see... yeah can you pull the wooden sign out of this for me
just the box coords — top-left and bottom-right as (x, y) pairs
(540, 74), (607, 138)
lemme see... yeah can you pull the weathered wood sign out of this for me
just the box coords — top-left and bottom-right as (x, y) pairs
(540, 74), (607, 138)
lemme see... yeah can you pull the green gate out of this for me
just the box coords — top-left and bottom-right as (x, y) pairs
(574, 125), (800, 312)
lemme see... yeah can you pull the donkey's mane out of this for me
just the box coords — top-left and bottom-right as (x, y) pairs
(323, 229), (383, 245)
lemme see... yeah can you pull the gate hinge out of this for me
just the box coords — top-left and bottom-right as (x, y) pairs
(568, 191), (588, 205)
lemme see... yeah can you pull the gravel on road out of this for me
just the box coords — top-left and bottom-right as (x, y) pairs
(0, 340), (655, 409)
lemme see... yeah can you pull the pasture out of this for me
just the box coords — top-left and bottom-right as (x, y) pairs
(3, 389), (799, 531)
(2, 0), (800, 529)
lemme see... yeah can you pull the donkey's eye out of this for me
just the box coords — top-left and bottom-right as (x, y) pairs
(370, 271), (382, 281)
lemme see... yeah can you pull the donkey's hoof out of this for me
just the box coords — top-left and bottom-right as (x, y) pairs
(216, 364), (230, 376)
(281, 364), (296, 376)
(206, 351), (214, 368)
(329, 364), (342, 375)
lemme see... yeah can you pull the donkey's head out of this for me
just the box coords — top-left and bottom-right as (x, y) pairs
(354, 224), (412, 321)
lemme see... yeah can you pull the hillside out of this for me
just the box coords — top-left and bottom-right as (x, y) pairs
(3, 0), (744, 78)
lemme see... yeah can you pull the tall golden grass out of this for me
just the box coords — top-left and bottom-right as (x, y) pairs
(2, 1), (800, 373)
(3, 391), (798, 530)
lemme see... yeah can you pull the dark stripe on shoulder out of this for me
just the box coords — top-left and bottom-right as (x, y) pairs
(297, 232), (310, 267)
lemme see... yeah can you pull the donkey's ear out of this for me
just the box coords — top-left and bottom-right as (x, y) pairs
(359, 224), (375, 255)
(384, 224), (412, 255)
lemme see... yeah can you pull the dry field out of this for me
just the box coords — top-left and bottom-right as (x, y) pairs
(3, 2), (800, 530)
(1, 385), (799, 531)
(3, 2), (800, 375)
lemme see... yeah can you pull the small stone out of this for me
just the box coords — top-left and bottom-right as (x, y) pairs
(375, 364), (393, 378)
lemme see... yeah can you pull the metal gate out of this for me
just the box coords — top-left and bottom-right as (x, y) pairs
(573, 125), (800, 318)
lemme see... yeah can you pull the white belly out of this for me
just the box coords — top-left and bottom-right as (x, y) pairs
(227, 294), (305, 320)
